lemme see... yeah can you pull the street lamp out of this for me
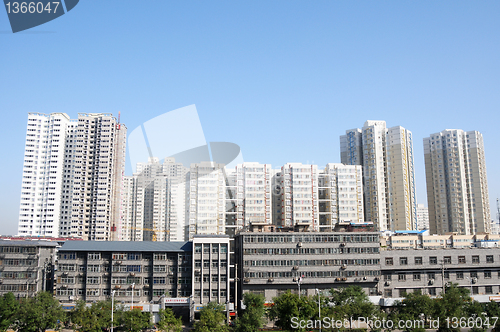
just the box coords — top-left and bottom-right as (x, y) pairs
(131, 283), (135, 310)
(111, 290), (116, 332)
(316, 288), (322, 332)
(296, 276), (303, 298)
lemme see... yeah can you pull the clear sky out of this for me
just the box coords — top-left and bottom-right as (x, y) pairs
(1, 1), (499, 236)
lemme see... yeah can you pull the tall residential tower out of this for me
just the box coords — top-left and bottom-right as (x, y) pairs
(340, 121), (417, 231)
(424, 130), (490, 235)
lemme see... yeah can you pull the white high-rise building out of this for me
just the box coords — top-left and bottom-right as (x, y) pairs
(416, 204), (429, 231)
(341, 120), (417, 231)
(66, 113), (127, 241)
(18, 112), (126, 240)
(18, 113), (75, 237)
(318, 163), (364, 231)
(278, 163), (319, 231)
(121, 157), (189, 242)
(424, 129), (490, 235)
(234, 163), (272, 229)
(187, 162), (227, 239)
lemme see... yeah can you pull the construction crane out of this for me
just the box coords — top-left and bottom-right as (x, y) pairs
(127, 227), (170, 242)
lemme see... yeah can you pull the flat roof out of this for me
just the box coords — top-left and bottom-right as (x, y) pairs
(59, 241), (191, 252)
(0, 240), (59, 247)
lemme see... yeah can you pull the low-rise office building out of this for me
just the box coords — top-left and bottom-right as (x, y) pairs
(380, 247), (500, 305)
(235, 231), (381, 305)
(0, 240), (59, 298)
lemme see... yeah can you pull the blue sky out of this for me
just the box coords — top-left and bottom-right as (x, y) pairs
(1, 1), (499, 235)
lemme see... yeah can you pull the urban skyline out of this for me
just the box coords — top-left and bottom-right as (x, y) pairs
(14, 111), (492, 239)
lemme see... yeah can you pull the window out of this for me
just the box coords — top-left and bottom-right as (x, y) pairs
(220, 244), (228, 253)
(194, 245), (202, 253)
(472, 286), (478, 295)
(472, 256), (480, 264)
(399, 289), (407, 297)
(485, 271), (492, 279)
(428, 272), (435, 280)
(88, 252), (100, 260)
(487, 255), (494, 263)
(153, 277), (166, 284)
(429, 288), (437, 296)
(384, 289), (392, 297)
(458, 256), (466, 264)
(384, 274), (392, 281)
(203, 245), (210, 254)
(212, 246), (219, 254)
(456, 272), (464, 280)
(486, 286), (493, 294)
(398, 273), (406, 281)
(385, 258), (393, 266)
(429, 256), (438, 265)
(414, 257), (422, 265)
(400, 257), (408, 265)
(444, 256), (452, 264)
(128, 253), (140, 260)
(470, 271), (478, 279)
(413, 273), (421, 281)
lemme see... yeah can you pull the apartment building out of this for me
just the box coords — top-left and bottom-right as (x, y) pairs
(18, 113), (127, 240)
(318, 163), (364, 231)
(233, 163), (272, 229)
(18, 113), (75, 237)
(275, 163), (319, 231)
(341, 121), (416, 232)
(66, 113), (127, 241)
(416, 204), (430, 231)
(235, 231), (381, 304)
(424, 129), (491, 235)
(187, 162), (227, 239)
(121, 157), (189, 242)
(0, 240), (59, 298)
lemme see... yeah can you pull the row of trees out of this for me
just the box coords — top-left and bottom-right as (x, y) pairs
(200, 283), (500, 332)
(0, 291), (183, 332)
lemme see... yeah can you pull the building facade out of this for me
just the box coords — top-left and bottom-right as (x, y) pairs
(416, 204), (430, 231)
(0, 240), (58, 298)
(341, 121), (416, 232)
(424, 129), (491, 235)
(236, 231), (381, 304)
(18, 113), (127, 240)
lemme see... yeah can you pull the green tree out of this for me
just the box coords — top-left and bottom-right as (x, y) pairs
(394, 290), (434, 331)
(192, 302), (229, 332)
(0, 292), (20, 332)
(117, 308), (151, 332)
(433, 283), (471, 332)
(485, 301), (500, 332)
(267, 291), (316, 332)
(157, 308), (182, 332)
(234, 293), (266, 332)
(71, 300), (117, 332)
(329, 285), (376, 328)
(464, 300), (487, 332)
(15, 291), (66, 332)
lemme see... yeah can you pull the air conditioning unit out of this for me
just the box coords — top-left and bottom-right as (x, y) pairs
(268, 278), (274, 282)
(336, 277), (341, 281)
(293, 266), (299, 270)
(341, 265), (347, 270)
(374, 277), (380, 281)
(377, 291), (383, 295)
(340, 243), (346, 247)
(385, 281), (391, 286)
(297, 242), (303, 247)
(194, 269), (201, 275)
(429, 279), (434, 285)
(243, 278), (250, 283)
(363, 276), (367, 280)
(342, 277), (347, 281)
(115, 285), (121, 289)
(130, 272), (135, 276)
